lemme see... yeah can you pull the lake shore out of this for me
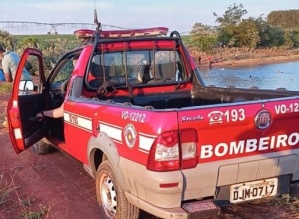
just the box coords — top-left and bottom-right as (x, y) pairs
(206, 54), (299, 67)
(190, 47), (299, 67)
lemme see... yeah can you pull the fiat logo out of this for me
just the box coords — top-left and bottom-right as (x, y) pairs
(255, 110), (271, 130)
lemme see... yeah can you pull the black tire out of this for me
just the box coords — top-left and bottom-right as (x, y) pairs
(96, 160), (140, 219)
(31, 140), (53, 155)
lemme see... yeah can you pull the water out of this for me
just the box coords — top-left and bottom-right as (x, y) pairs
(198, 61), (299, 91)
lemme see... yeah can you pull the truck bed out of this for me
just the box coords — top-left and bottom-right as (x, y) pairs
(96, 85), (299, 110)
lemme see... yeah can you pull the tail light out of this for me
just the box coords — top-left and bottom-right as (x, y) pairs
(180, 129), (198, 169)
(147, 131), (180, 171)
(147, 129), (198, 171)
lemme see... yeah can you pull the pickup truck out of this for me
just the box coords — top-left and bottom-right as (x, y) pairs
(7, 26), (299, 219)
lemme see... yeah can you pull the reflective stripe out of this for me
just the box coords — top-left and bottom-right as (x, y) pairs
(13, 100), (18, 108)
(139, 135), (155, 152)
(13, 128), (22, 139)
(77, 117), (92, 130)
(63, 112), (70, 121)
(64, 112), (92, 131)
(63, 113), (156, 151)
(99, 123), (122, 142)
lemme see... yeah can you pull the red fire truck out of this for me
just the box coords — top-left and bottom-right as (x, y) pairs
(7, 26), (299, 219)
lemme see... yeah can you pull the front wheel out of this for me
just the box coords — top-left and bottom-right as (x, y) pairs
(96, 160), (140, 219)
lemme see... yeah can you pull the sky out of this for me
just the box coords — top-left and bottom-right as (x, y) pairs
(1, 0), (299, 35)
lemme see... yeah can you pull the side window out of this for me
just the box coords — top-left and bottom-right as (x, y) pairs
(88, 53), (126, 89)
(18, 54), (42, 95)
(53, 58), (76, 83)
(88, 54), (117, 88)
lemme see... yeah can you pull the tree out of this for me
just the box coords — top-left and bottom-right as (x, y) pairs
(213, 3), (247, 27)
(213, 4), (266, 48)
(213, 3), (248, 47)
(267, 10), (299, 29)
(257, 23), (284, 47)
(190, 3), (298, 49)
(0, 29), (14, 50)
(290, 30), (299, 47)
(189, 22), (217, 52)
(234, 18), (260, 48)
(283, 31), (295, 49)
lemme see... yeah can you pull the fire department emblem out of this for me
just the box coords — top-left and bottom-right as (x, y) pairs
(255, 110), (271, 130)
(123, 123), (137, 148)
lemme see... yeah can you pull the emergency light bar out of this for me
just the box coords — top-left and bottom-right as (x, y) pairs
(74, 27), (169, 39)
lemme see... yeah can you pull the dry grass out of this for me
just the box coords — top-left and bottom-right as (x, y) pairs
(0, 82), (12, 95)
(270, 195), (299, 218)
(0, 171), (53, 219)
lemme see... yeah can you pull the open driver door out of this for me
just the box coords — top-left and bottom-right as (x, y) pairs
(7, 48), (49, 154)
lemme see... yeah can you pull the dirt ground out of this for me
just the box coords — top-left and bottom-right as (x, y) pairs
(0, 94), (298, 219)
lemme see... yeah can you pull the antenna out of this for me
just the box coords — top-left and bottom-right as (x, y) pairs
(94, 0), (101, 32)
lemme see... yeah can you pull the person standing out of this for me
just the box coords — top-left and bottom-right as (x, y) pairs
(207, 55), (212, 67)
(0, 45), (31, 82)
(0, 68), (5, 81)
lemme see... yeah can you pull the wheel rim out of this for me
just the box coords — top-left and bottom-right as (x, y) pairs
(100, 173), (117, 216)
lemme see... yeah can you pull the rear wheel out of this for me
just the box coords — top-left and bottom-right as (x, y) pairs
(96, 160), (139, 219)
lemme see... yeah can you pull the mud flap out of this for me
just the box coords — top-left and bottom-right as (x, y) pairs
(181, 199), (220, 219)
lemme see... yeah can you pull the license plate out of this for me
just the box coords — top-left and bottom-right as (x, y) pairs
(230, 178), (278, 203)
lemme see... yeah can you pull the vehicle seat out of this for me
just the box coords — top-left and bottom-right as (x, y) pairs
(176, 61), (183, 81)
(142, 64), (151, 83)
(157, 62), (176, 80)
(136, 63), (151, 83)
(89, 62), (116, 88)
(147, 61), (176, 83)
(89, 62), (104, 88)
(108, 64), (116, 77)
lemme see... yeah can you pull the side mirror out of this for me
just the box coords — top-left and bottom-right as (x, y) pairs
(19, 80), (34, 92)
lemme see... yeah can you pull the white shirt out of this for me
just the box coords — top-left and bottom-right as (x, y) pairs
(2, 51), (31, 81)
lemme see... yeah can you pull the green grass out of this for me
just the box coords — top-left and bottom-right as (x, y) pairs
(14, 33), (190, 43)
(13, 34), (76, 41)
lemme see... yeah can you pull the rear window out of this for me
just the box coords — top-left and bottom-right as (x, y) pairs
(86, 48), (187, 89)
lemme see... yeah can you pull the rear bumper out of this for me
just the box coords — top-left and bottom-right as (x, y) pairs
(120, 158), (220, 218)
(120, 158), (184, 208)
(125, 192), (220, 219)
(120, 155), (299, 217)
